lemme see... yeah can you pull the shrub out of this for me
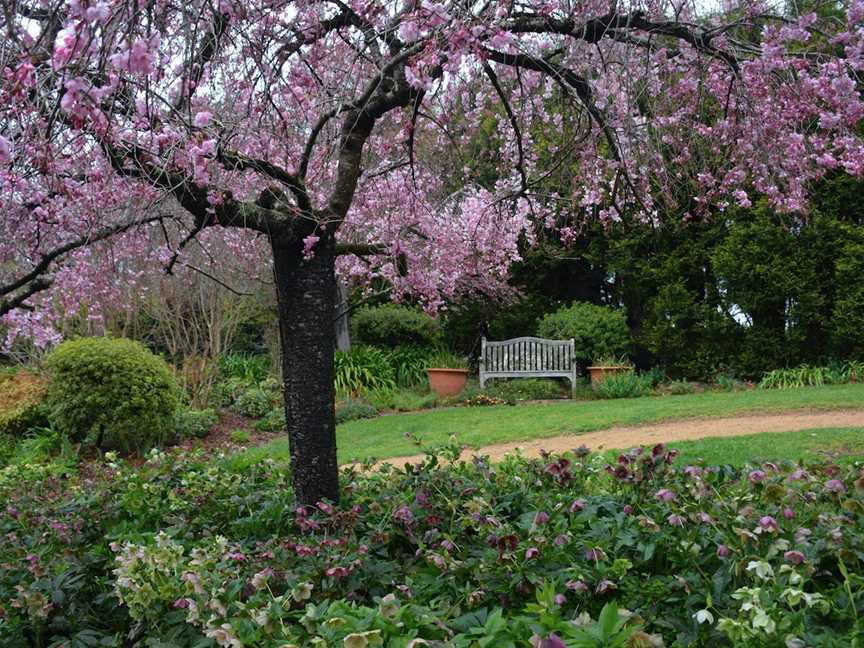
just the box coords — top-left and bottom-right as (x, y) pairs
(536, 302), (630, 367)
(425, 349), (469, 369)
(174, 408), (219, 439)
(0, 369), (48, 436)
(232, 385), (277, 418)
(218, 352), (272, 383)
(230, 429), (251, 444)
(335, 398), (379, 424)
(385, 345), (443, 387)
(253, 407), (286, 432)
(759, 361), (864, 389)
(254, 407), (286, 432)
(334, 346), (397, 395)
(594, 371), (654, 399)
(352, 304), (441, 348)
(44, 338), (181, 452)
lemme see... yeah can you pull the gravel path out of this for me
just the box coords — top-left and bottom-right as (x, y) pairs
(373, 409), (864, 466)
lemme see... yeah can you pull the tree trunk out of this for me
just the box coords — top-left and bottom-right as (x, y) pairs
(272, 236), (340, 506)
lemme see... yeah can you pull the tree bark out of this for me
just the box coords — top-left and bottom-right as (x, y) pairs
(272, 236), (340, 506)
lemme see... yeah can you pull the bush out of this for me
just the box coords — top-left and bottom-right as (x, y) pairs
(230, 429), (251, 444)
(44, 338), (181, 452)
(385, 345), (443, 387)
(0, 369), (48, 436)
(254, 407), (286, 432)
(594, 371), (654, 399)
(536, 302), (630, 367)
(232, 385), (277, 418)
(335, 398), (379, 424)
(174, 408), (219, 439)
(759, 361), (864, 389)
(664, 379), (696, 395)
(352, 304), (442, 348)
(334, 346), (397, 395)
(218, 353), (271, 383)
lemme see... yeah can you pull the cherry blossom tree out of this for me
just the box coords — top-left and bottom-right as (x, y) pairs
(1, 0), (862, 504)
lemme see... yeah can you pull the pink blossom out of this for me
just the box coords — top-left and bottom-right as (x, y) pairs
(717, 544), (731, 558)
(783, 507), (795, 520)
(533, 511), (550, 525)
(569, 499), (586, 513)
(194, 111), (213, 127)
(0, 136), (11, 165)
(758, 516), (779, 532)
(667, 514), (685, 527)
(525, 547), (540, 560)
(825, 479), (846, 494)
(749, 470), (767, 484)
(566, 579), (589, 592)
(784, 550), (806, 565)
(655, 488), (676, 502)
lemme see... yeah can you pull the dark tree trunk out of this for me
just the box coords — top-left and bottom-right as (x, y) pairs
(272, 235), (340, 506)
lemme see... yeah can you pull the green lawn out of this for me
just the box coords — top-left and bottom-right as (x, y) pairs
(228, 383), (864, 468)
(643, 427), (864, 466)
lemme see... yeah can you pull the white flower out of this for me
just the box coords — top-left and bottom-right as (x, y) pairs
(693, 609), (714, 624)
(746, 560), (775, 580)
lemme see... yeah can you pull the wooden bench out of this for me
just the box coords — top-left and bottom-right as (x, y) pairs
(479, 336), (578, 395)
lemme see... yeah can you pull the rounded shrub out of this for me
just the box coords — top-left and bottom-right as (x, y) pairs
(352, 304), (442, 348)
(44, 337), (181, 452)
(536, 302), (630, 367)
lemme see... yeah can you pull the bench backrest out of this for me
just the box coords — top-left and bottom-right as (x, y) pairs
(480, 337), (576, 374)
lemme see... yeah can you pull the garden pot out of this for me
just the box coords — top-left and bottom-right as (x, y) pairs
(427, 368), (469, 397)
(588, 365), (630, 386)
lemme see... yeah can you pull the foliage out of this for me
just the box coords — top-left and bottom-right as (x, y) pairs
(335, 398), (379, 424)
(351, 305), (442, 349)
(366, 388), (439, 412)
(0, 369), (48, 436)
(426, 349), (469, 369)
(760, 361), (864, 390)
(334, 346), (398, 395)
(218, 353), (272, 384)
(232, 385), (278, 418)
(44, 338), (181, 452)
(537, 302), (630, 368)
(384, 345), (444, 388)
(4, 442), (864, 646)
(174, 408), (219, 440)
(485, 378), (569, 401)
(664, 379), (697, 395)
(594, 371), (654, 400)
(230, 429), (251, 444)
(254, 407), (286, 432)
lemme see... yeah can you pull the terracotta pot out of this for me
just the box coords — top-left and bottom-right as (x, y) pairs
(587, 365), (630, 386)
(427, 368), (469, 397)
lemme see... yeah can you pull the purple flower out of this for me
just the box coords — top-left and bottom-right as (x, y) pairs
(554, 534), (570, 547)
(566, 579), (589, 592)
(784, 550), (806, 565)
(533, 634), (567, 648)
(393, 505), (415, 525)
(667, 514), (685, 527)
(698, 512), (714, 524)
(533, 511), (550, 525)
(525, 547), (540, 560)
(684, 465), (704, 478)
(758, 516), (779, 532)
(585, 546), (606, 562)
(570, 499), (586, 513)
(717, 544), (730, 558)
(789, 468), (808, 481)
(783, 507), (795, 520)
(795, 527), (812, 543)
(173, 598), (191, 609)
(825, 479), (846, 494)
(655, 488), (676, 502)
(554, 593), (567, 606)
(749, 470), (767, 484)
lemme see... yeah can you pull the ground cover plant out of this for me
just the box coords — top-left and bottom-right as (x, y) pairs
(2, 440), (863, 647)
(233, 383), (864, 466)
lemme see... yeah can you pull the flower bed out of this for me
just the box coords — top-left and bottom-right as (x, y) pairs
(1, 443), (862, 647)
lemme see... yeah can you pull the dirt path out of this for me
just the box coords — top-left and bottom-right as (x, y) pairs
(374, 409), (864, 466)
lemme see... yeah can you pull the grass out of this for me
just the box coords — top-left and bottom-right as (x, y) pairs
(664, 427), (864, 466)
(227, 383), (864, 468)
